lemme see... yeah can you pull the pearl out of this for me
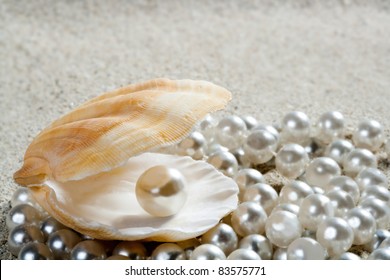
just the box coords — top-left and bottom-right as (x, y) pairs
(345, 208), (376, 245)
(215, 115), (247, 149)
(305, 157), (341, 189)
(379, 236), (390, 249)
(47, 229), (82, 259)
(136, 165), (187, 217)
(18, 242), (53, 260)
(40, 216), (67, 240)
(151, 243), (186, 260)
(271, 203), (300, 216)
(353, 119), (384, 152)
(330, 252), (361, 260)
(368, 248), (390, 260)
(234, 168), (264, 195)
(326, 190), (355, 217)
(359, 197), (390, 229)
(176, 131), (206, 160)
(287, 237), (326, 260)
(278, 180), (313, 206)
(275, 144), (309, 179)
(298, 194), (335, 231)
(11, 187), (40, 209)
(207, 150), (238, 177)
(231, 202), (268, 236)
(241, 115), (258, 130)
(243, 129), (278, 164)
(6, 204), (41, 230)
(177, 238), (201, 259)
(112, 241), (147, 260)
(265, 211), (302, 248)
(199, 114), (217, 141)
(242, 183), (278, 215)
(190, 244), (226, 260)
(343, 149), (377, 177)
(106, 255), (130, 260)
(8, 224), (44, 256)
(324, 139), (354, 165)
(273, 247), (288, 260)
(71, 240), (107, 260)
(325, 176), (360, 205)
(315, 111), (345, 144)
(253, 124), (280, 142)
(201, 223), (238, 255)
(238, 234), (273, 260)
(360, 185), (390, 204)
(316, 217), (354, 256)
(227, 249), (261, 260)
(363, 229), (390, 252)
(355, 168), (388, 192)
(280, 111), (311, 145)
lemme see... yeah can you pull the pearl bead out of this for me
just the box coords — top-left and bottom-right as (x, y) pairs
(176, 131), (206, 160)
(379, 236), (390, 249)
(242, 183), (278, 215)
(324, 139), (354, 165)
(368, 248), (390, 260)
(177, 238), (201, 259)
(278, 180), (313, 206)
(238, 234), (273, 260)
(359, 197), (390, 229)
(8, 224), (44, 256)
(106, 255), (130, 260)
(136, 165), (187, 217)
(355, 168), (388, 192)
(330, 252), (361, 260)
(47, 229), (82, 259)
(227, 249), (261, 260)
(281, 111), (311, 145)
(71, 240), (107, 260)
(315, 111), (345, 144)
(40, 216), (67, 240)
(151, 243), (186, 260)
(199, 114), (217, 141)
(18, 242), (53, 260)
(112, 241), (147, 260)
(207, 150), (238, 177)
(343, 149), (377, 177)
(11, 187), (40, 209)
(363, 229), (390, 252)
(361, 185), (390, 204)
(215, 115), (247, 150)
(326, 190), (355, 217)
(234, 168), (264, 195)
(253, 124), (280, 142)
(271, 203), (300, 216)
(231, 202), (268, 236)
(241, 115), (258, 130)
(6, 204), (41, 230)
(243, 130), (278, 164)
(273, 247), (288, 260)
(265, 211), (302, 248)
(353, 119), (385, 152)
(298, 194), (335, 231)
(275, 144), (309, 179)
(316, 217), (354, 256)
(201, 223), (238, 255)
(190, 244), (226, 260)
(305, 157), (341, 189)
(287, 237), (326, 260)
(345, 208), (376, 245)
(325, 176), (360, 205)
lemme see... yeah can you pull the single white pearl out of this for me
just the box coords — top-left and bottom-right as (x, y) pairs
(378, 236), (390, 249)
(363, 229), (390, 252)
(71, 240), (106, 260)
(201, 223), (238, 255)
(207, 150), (238, 177)
(353, 119), (385, 152)
(11, 187), (40, 209)
(324, 139), (354, 165)
(8, 224), (45, 256)
(343, 148), (377, 177)
(273, 247), (288, 260)
(298, 194), (335, 231)
(47, 229), (82, 259)
(238, 234), (273, 260)
(231, 202), (268, 236)
(278, 180), (313, 206)
(227, 248), (261, 260)
(242, 183), (278, 215)
(326, 190), (355, 217)
(355, 168), (388, 192)
(176, 131), (206, 160)
(345, 207), (376, 245)
(136, 165), (187, 217)
(280, 111), (311, 145)
(215, 115), (247, 149)
(368, 248), (390, 260)
(234, 168), (264, 195)
(6, 204), (42, 230)
(316, 217), (354, 257)
(151, 243), (186, 260)
(190, 244), (226, 260)
(241, 115), (258, 130)
(253, 124), (280, 142)
(316, 111), (345, 144)
(271, 203), (300, 216)
(18, 243), (53, 260)
(360, 185), (390, 204)
(287, 237), (326, 260)
(243, 129), (278, 164)
(199, 114), (218, 141)
(325, 176), (360, 205)
(359, 197), (390, 229)
(275, 144), (309, 179)
(305, 157), (341, 189)
(40, 216), (67, 240)
(112, 241), (147, 260)
(265, 211), (302, 248)
(330, 252), (361, 260)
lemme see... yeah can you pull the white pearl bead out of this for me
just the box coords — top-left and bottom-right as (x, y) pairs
(324, 139), (354, 165)
(265, 211), (302, 248)
(215, 115), (247, 149)
(48, 229), (82, 259)
(275, 144), (309, 179)
(271, 203), (300, 216)
(112, 241), (147, 260)
(316, 111), (345, 144)
(330, 252), (361, 260)
(201, 223), (238, 255)
(234, 168), (264, 195)
(18, 243), (53, 260)
(353, 119), (385, 152)
(326, 190), (355, 217)
(361, 185), (390, 204)
(243, 129), (278, 164)
(298, 194), (335, 231)
(278, 180), (313, 206)
(281, 111), (311, 145)
(242, 183), (278, 215)
(343, 148), (377, 177)
(325, 176), (360, 205)
(151, 243), (186, 260)
(345, 208), (376, 245)
(227, 248), (261, 260)
(231, 202), (268, 236)
(287, 237), (326, 260)
(316, 217), (354, 257)
(71, 240), (107, 260)
(368, 248), (390, 260)
(253, 124), (280, 142)
(176, 131), (206, 160)
(11, 187), (40, 209)
(40, 216), (67, 240)
(273, 247), (288, 260)
(199, 114), (217, 141)
(238, 234), (273, 260)
(241, 115), (258, 130)
(136, 165), (187, 217)
(207, 150), (238, 177)
(6, 204), (42, 230)
(359, 197), (390, 229)
(305, 157), (341, 189)
(8, 224), (45, 256)
(355, 168), (388, 192)
(190, 244), (226, 260)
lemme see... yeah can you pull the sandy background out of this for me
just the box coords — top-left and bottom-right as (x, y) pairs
(1, 0), (390, 259)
